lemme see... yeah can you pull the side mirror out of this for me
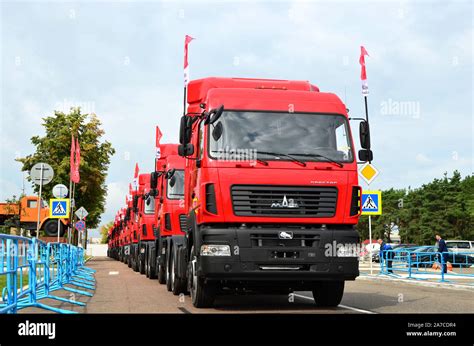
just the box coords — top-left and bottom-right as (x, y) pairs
(358, 149), (373, 162)
(178, 143), (194, 157)
(179, 115), (193, 144)
(150, 171), (160, 189)
(359, 121), (371, 149)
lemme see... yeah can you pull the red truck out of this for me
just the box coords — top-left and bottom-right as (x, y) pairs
(142, 144), (187, 292)
(172, 77), (372, 307)
(133, 173), (156, 276)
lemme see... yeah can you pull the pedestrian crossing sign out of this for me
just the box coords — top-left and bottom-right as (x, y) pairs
(49, 198), (70, 218)
(361, 191), (382, 215)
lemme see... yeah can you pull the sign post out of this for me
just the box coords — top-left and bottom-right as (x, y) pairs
(362, 191), (382, 275)
(30, 162), (54, 236)
(49, 198), (70, 242)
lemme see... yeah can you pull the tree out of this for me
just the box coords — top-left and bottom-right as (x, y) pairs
(99, 221), (113, 244)
(356, 171), (473, 245)
(17, 108), (115, 229)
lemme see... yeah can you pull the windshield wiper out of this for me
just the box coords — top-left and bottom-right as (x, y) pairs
(288, 153), (344, 168)
(257, 151), (306, 167)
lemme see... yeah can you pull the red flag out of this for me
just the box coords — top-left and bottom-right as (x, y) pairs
(133, 163), (139, 191)
(70, 135), (77, 182)
(359, 46), (369, 96)
(155, 126), (163, 159)
(74, 137), (81, 183)
(184, 35), (195, 85)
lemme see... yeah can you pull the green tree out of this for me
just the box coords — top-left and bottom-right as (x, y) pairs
(17, 108), (115, 229)
(99, 221), (114, 244)
(357, 171), (473, 245)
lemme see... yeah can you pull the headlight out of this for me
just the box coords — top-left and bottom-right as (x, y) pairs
(200, 244), (231, 256)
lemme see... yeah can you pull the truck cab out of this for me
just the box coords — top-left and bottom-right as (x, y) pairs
(175, 77), (371, 307)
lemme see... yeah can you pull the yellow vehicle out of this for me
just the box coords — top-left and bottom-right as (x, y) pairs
(0, 196), (68, 236)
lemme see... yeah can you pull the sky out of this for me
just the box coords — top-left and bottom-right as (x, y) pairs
(0, 0), (472, 237)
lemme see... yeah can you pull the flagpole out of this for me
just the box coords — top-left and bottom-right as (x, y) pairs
(72, 182), (76, 245)
(68, 179), (73, 244)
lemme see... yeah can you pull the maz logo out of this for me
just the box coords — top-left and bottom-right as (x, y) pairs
(271, 195), (299, 208)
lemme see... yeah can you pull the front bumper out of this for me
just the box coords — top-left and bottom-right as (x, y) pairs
(197, 225), (359, 284)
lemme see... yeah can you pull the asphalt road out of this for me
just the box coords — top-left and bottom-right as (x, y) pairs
(21, 257), (474, 314)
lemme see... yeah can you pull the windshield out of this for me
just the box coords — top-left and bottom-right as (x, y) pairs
(144, 196), (155, 214)
(208, 111), (353, 163)
(167, 170), (184, 200)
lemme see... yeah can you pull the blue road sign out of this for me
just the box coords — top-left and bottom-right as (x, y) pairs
(361, 191), (382, 215)
(49, 198), (70, 219)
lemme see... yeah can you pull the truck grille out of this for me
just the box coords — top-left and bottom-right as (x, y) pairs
(250, 233), (320, 248)
(179, 214), (187, 231)
(231, 185), (337, 217)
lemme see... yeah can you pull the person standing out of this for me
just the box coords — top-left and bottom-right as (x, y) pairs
(436, 234), (449, 273)
(377, 238), (393, 273)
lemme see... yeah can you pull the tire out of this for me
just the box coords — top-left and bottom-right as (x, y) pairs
(148, 247), (157, 279)
(157, 243), (167, 284)
(132, 248), (139, 272)
(312, 281), (345, 307)
(166, 245), (173, 292)
(188, 246), (216, 308)
(43, 219), (65, 237)
(139, 246), (146, 275)
(171, 245), (186, 295)
(145, 245), (150, 278)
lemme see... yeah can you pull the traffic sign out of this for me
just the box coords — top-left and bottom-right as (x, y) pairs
(75, 220), (86, 231)
(358, 162), (379, 185)
(30, 162), (54, 186)
(361, 191), (382, 215)
(49, 198), (70, 218)
(52, 184), (69, 198)
(75, 206), (88, 220)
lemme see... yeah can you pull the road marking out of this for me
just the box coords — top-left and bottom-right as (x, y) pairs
(108, 271), (119, 275)
(293, 293), (376, 314)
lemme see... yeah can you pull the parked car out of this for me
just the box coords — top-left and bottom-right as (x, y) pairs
(446, 240), (474, 256)
(410, 246), (474, 268)
(372, 244), (417, 263)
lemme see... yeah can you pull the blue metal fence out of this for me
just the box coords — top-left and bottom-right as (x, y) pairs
(0, 234), (95, 314)
(379, 247), (474, 284)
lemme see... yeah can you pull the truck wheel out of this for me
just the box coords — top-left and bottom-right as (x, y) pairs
(166, 246), (174, 292)
(188, 247), (216, 308)
(128, 248), (132, 268)
(139, 246), (146, 275)
(171, 245), (186, 295)
(145, 245), (150, 278)
(312, 281), (345, 307)
(132, 248), (139, 272)
(157, 251), (166, 284)
(43, 220), (65, 237)
(148, 247), (157, 279)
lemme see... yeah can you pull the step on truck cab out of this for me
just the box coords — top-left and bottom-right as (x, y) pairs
(148, 144), (187, 291)
(175, 77), (373, 307)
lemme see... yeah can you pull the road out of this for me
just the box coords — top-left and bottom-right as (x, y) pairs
(21, 257), (474, 314)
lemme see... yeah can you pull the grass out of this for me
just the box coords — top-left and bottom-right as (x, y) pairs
(0, 271), (30, 294)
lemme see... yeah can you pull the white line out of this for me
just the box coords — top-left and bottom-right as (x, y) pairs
(108, 271), (119, 275)
(293, 293), (376, 314)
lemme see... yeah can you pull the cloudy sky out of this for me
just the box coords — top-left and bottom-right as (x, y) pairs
(0, 0), (472, 236)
